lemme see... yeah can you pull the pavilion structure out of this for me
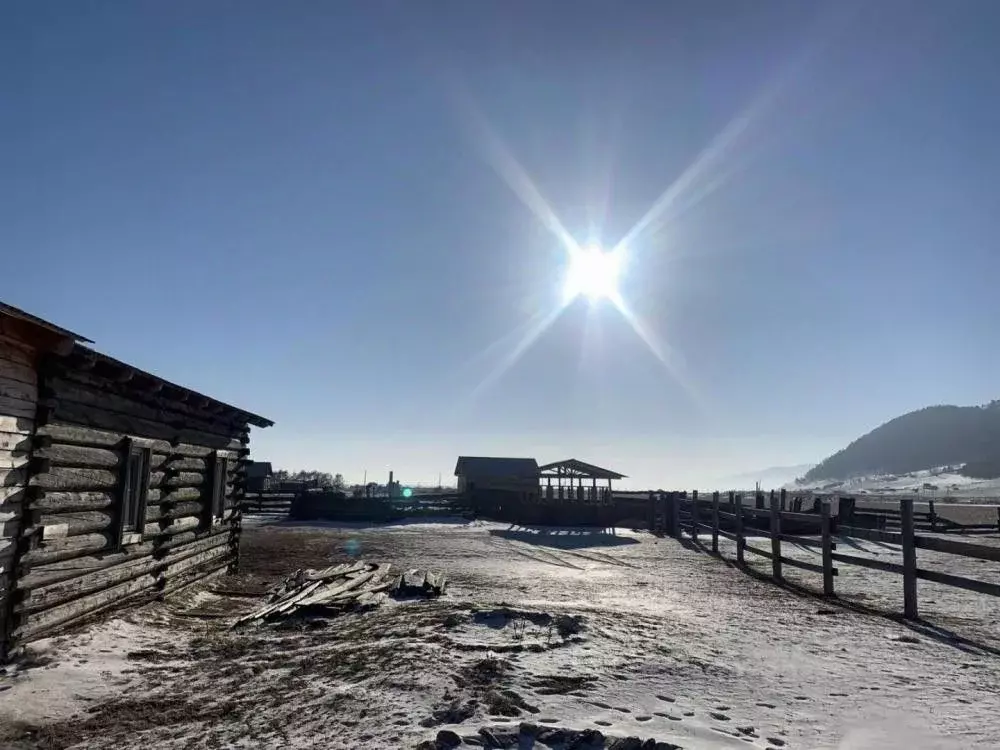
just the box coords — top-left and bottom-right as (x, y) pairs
(537, 459), (626, 503)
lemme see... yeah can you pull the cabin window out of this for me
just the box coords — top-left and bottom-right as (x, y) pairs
(119, 441), (152, 543)
(208, 453), (229, 522)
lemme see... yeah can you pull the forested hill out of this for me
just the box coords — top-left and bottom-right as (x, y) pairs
(803, 402), (1000, 482)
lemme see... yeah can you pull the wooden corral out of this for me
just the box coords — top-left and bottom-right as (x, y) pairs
(0, 302), (272, 659)
(660, 489), (1000, 621)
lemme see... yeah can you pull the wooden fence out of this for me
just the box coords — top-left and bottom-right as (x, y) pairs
(655, 489), (1000, 620)
(243, 492), (295, 518)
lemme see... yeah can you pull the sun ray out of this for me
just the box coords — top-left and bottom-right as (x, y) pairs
(456, 95), (581, 261)
(609, 291), (707, 410)
(465, 302), (570, 403)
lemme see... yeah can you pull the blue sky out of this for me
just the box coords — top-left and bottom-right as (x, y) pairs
(3, 1), (998, 488)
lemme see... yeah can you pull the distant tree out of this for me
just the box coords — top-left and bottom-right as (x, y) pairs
(333, 473), (346, 491)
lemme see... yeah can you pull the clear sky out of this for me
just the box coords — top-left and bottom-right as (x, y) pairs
(4, 1), (999, 489)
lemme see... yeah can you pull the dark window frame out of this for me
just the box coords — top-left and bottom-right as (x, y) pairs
(117, 439), (152, 546)
(203, 452), (229, 528)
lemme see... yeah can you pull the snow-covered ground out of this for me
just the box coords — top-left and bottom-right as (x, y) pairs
(1, 520), (998, 749)
(786, 468), (1000, 500)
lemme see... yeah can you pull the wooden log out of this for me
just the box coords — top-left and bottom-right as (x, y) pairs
(0, 449), (30, 470)
(21, 532), (113, 566)
(0, 343), (34, 368)
(33, 444), (121, 469)
(29, 467), (118, 491)
(0, 486), (27, 506)
(690, 489), (699, 541)
(17, 552), (160, 614)
(18, 531), (233, 614)
(148, 487), (203, 506)
(0, 358), (37, 386)
(900, 498), (918, 620)
(31, 491), (114, 513)
(770, 492), (782, 580)
(0, 431), (31, 452)
(15, 567), (162, 641)
(0, 415), (33, 435)
(0, 379), (37, 403)
(821, 501), (835, 596)
(19, 540), (156, 588)
(735, 494), (745, 565)
(163, 471), (206, 488)
(0, 395), (36, 419)
(711, 491), (720, 554)
(146, 501), (203, 522)
(41, 401), (243, 451)
(43, 377), (246, 441)
(34, 510), (114, 537)
(34, 422), (170, 453)
(54, 367), (250, 430)
(1, 467), (28, 488)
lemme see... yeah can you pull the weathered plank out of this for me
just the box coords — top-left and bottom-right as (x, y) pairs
(0, 396), (36, 419)
(163, 471), (206, 488)
(29, 467), (118, 491)
(16, 553), (160, 614)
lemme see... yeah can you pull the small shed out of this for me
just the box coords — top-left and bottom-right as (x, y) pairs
(0, 301), (272, 660)
(245, 461), (273, 492)
(454, 456), (539, 499)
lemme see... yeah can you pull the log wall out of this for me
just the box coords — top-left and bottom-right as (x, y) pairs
(0, 334), (38, 657)
(6, 350), (252, 649)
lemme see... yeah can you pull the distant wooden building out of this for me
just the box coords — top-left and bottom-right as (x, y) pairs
(0, 302), (271, 660)
(539, 459), (626, 502)
(245, 461), (273, 493)
(454, 456), (539, 500)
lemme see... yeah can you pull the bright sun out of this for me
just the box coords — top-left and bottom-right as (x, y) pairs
(563, 245), (622, 303)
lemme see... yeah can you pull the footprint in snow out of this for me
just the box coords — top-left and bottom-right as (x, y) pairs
(656, 695), (676, 703)
(757, 702), (776, 709)
(636, 716), (653, 722)
(710, 712), (731, 721)
(613, 707), (632, 714)
(594, 720), (612, 727)
(589, 701), (613, 710)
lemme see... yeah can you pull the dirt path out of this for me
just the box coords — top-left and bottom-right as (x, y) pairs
(1, 520), (997, 749)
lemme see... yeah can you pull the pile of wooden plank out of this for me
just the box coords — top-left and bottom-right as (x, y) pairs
(234, 561), (447, 627)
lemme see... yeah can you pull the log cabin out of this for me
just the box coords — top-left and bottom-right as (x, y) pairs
(0, 302), (272, 660)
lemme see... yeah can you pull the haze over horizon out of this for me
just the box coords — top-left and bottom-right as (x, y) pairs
(4, 2), (998, 489)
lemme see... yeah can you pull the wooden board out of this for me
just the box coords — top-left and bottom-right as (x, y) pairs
(0, 358), (37, 386)
(0, 395), (36, 419)
(0, 416), (33, 435)
(0, 378), (37, 403)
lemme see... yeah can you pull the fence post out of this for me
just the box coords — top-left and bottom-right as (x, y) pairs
(901, 498), (918, 620)
(690, 490), (699, 542)
(711, 491), (720, 555)
(770, 492), (782, 580)
(780, 488), (787, 511)
(928, 500), (937, 533)
(648, 492), (656, 533)
(735, 494), (745, 565)
(821, 500), (834, 596)
(671, 491), (681, 539)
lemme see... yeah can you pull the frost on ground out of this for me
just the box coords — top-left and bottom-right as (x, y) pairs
(1, 520), (998, 749)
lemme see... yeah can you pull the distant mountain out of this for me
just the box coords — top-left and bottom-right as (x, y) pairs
(722, 463), (816, 488)
(803, 401), (1000, 483)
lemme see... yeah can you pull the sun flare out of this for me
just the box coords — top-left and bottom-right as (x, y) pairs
(563, 245), (622, 303)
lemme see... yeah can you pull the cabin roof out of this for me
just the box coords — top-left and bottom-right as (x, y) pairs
(538, 458), (627, 480)
(0, 301), (93, 343)
(71, 344), (275, 428)
(454, 456), (539, 478)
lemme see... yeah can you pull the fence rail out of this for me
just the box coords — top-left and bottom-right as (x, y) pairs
(655, 489), (1000, 620)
